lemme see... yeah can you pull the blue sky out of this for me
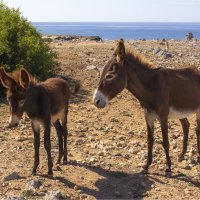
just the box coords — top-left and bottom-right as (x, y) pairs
(3, 0), (200, 22)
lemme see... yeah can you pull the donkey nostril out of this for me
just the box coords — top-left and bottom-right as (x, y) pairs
(95, 99), (100, 105)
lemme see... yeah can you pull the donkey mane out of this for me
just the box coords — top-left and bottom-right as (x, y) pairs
(125, 48), (154, 69)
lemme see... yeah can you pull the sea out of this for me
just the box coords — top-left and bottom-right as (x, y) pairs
(32, 22), (200, 40)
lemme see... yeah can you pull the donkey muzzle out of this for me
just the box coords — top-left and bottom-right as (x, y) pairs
(93, 90), (108, 108)
(8, 115), (20, 128)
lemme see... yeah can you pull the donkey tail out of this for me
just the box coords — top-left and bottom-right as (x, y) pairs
(71, 81), (80, 95)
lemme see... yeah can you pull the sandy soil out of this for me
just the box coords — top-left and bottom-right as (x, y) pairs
(0, 38), (200, 199)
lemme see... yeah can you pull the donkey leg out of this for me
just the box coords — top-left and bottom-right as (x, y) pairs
(143, 110), (155, 173)
(53, 120), (64, 164)
(178, 118), (190, 162)
(160, 117), (171, 172)
(61, 108), (68, 165)
(31, 121), (40, 175)
(196, 112), (200, 163)
(44, 119), (53, 175)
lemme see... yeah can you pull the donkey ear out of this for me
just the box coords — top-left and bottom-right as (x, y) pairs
(114, 38), (125, 63)
(20, 68), (30, 89)
(0, 67), (15, 88)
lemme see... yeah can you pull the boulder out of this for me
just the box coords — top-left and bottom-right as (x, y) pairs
(185, 32), (194, 40)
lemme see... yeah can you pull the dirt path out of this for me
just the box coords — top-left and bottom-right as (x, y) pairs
(0, 39), (200, 199)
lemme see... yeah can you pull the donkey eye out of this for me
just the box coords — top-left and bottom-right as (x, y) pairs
(19, 99), (25, 107)
(105, 74), (114, 80)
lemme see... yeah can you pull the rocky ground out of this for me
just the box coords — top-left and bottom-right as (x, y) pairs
(0, 37), (200, 199)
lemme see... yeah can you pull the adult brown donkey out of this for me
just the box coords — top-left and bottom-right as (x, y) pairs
(0, 67), (71, 175)
(93, 39), (200, 173)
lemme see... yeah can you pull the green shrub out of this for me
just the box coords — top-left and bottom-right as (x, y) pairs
(0, 2), (57, 80)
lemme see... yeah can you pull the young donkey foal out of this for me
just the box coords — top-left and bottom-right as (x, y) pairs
(0, 67), (70, 175)
(93, 39), (200, 173)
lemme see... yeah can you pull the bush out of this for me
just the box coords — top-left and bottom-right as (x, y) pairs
(0, 2), (57, 80)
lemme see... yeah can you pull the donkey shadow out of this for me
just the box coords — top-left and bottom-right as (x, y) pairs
(42, 161), (155, 199)
(151, 172), (200, 188)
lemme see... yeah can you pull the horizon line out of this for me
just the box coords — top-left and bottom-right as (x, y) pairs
(31, 21), (200, 23)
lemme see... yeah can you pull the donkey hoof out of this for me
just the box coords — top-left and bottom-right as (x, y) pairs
(141, 167), (148, 174)
(32, 171), (36, 176)
(63, 160), (68, 165)
(165, 168), (171, 173)
(48, 170), (53, 175)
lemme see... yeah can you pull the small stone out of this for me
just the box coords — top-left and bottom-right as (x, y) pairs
(98, 151), (104, 156)
(123, 154), (131, 159)
(183, 165), (191, 170)
(184, 188), (191, 195)
(119, 136), (126, 141)
(44, 190), (62, 200)
(89, 156), (97, 164)
(2, 182), (9, 187)
(74, 185), (79, 190)
(172, 140), (177, 149)
(86, 65), (97, 70)
(188, 158), (196, 165)
(194, 172), (200, 180)
(75, 139), (84, 145)
(158, 165), (164, 170)
(28, 179), (42, 189)
(188, 147), (195, 157)
(56, 166), (63, 171)
(163, 51), (172, 59)
(110, 117), (119, 122)
(153, 48), (161, 54)
(79, 194), (88, 199)
(128, 149), (139, 154)
(127, 131), (134, 135)
(137, 163), (145, 167)
(3, 172), (21, 182)
(15, 136), (27, 142)
(79, 176), (84, 180)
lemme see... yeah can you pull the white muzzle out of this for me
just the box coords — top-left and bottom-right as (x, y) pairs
(8, 115), (20, 127)
(93, 89), (108, 108)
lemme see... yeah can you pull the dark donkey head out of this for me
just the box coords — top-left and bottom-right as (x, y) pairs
(93, 39), (127, 108)
(0, 67), (32, 127)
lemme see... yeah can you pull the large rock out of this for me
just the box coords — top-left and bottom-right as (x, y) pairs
(185, 32), (194, 40)
(86, 36), (102, 41)
(54, 35), (102, 41)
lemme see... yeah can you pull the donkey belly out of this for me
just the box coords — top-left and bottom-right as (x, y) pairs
(168, 107), (196, 119)
(51, 108), (65, 123)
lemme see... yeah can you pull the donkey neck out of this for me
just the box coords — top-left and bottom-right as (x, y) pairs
(125, 59), (156, 106)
